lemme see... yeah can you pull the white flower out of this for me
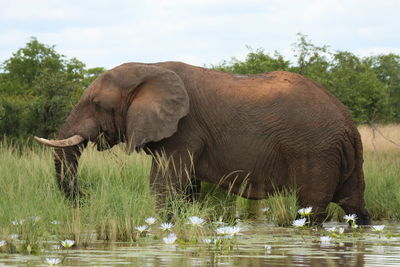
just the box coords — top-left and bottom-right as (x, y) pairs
(298, 207), (313, 217)
(292, 218), (307, 228)
(9, 234), (18, 240)
(261, 207), (270, 212)
(325, 227), (336, 233)
(145, 217), (156, 225)
(11, 219), (25, 226)
(163, 233), (177, 244)
(51, 220), (61, 225)
(343, 214), (358, 223)
(45, 258), (62, 265)
(31, 216), (41, 222)
(264, 244), (272, 250)
(0, 240), (6, 247)
(338, 227), (345, 234)
(216, 226), (241, 236)
(160, 222), (174, 231)
(61, 239), (75, 248)
(372, 225), (385, 232)
(135, 225), (148, 233)
(320, 236), (331, 243)
(203, 238), (212, 244)
(188, 216), (205, 226)
(352, 224), (358, 229)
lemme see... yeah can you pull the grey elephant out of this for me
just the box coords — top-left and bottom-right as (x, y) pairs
(35, 61), (371, 225)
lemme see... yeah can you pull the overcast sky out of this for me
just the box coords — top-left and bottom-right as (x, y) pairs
(1, 0), (399, 69)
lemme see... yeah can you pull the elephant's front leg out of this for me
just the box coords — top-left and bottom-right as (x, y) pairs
(149, 154), (199, 216)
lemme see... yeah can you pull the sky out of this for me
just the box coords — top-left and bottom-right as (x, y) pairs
(0, 0), (399, 69)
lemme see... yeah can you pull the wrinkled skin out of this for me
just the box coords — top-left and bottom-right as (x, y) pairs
(43, 62), (371, 225)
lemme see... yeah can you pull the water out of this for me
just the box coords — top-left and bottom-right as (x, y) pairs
(1, 221), (400, 267)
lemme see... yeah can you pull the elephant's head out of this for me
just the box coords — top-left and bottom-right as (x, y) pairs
(35, 63), (189, 202)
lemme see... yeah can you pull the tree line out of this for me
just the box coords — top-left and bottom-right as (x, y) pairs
(1, 34), (399, 141)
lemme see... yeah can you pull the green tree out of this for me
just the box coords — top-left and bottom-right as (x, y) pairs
(326, 51), (389, 123)
(0, 38), (104, 139)
(212, 46), (290, 74)
(366, 54), (400, 122)
(290, 33), (331, 86)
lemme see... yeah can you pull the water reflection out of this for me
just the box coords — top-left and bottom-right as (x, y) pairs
(0, 222), (400, 266)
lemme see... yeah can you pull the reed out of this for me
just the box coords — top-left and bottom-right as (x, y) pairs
(0, 124), (399, 252)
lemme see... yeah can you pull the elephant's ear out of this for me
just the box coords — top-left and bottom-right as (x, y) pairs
(125, 66), (189, 153)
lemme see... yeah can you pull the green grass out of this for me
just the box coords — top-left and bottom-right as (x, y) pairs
(364, 151), (400, 220)
(0, 141), (399, 253)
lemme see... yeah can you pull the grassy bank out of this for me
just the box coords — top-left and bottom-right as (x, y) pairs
(0, 125), (399, 252)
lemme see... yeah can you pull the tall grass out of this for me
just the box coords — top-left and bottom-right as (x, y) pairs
(0, 124), (399, 252)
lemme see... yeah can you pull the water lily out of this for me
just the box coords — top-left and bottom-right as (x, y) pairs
(11, 219), (25, 226)
(135, 225), (148, 233)
(61, 239), (75, 248)
(9, 234), (18, 240)
(0, 240), (6, 247)
(298, 207), (313, 217)
(145, 217), (156, 225)
(343, 214), (358, 223)
(45, 258), (62, 265)
(261, 207), (270, 212)
(31, 216), (41, 222)
(292, 218), (307, 228)
(320, 236), (331, 243)
(188, 216), (205, 226)
(216, 226), (241, 236)
(203, 238), (212, 244)
(163, 233), (177, 244)
(325, 227), (336, 233)
(160, 222), (174, 231)
(372, 225), (385, 232)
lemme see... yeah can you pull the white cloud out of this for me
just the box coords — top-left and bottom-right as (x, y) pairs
(0, 0), (399, 68)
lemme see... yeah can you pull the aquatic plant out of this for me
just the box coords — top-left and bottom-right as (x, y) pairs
(215, 226), (241, 236)
(163, 233), (177, 244)
(343, 214), (358, 223)
(325, 227), (336, 233)
(160, 222), (174, 231)
(135, 225), (148, 233)
(60, 240), (75, 249)
(292, 218), (306, 228)
(298, 207), (312, 217)
(320, 236), (331, 243)
(188, 216), (205, 226)
(45, 258), (62, 265)
(372, 225), (385, 232)
(145, 217), (156, 225)
(203, 238), (212, 244)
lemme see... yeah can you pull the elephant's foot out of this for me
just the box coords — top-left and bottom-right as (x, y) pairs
(341, 205), (372, 226)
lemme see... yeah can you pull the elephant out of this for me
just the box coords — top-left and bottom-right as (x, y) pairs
(35, 61), (371, 225)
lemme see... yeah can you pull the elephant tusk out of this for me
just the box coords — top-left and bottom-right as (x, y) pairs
(34, 135), (85, 148)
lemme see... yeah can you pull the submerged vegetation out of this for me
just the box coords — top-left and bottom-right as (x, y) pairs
(0, 125), (399, 255)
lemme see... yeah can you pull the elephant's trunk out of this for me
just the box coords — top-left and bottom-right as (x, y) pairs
(35, 128), (87, 203)
(54, 144), (85, 203)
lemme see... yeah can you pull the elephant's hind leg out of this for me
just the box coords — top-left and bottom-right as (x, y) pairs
(333, 173), (371, 225)
(290, 157), (338, 225)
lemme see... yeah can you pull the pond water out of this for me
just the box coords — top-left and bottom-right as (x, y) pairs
(1, 221), (400, 267)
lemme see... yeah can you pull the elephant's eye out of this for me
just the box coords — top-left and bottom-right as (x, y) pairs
(93, 101), (101, 110)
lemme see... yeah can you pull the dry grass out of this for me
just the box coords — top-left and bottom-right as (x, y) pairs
(359, 124), (400, 152)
